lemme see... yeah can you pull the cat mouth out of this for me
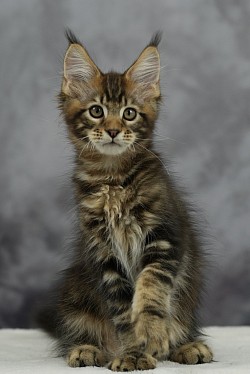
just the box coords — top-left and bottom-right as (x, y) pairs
(94, 140), (127, 155)
(103, 140), (121, 147)
(106, 142), (121, 147)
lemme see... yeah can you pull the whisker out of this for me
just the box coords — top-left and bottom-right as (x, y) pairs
(127, 143), (136, 154)
(133, 141), (169, 175)
(80, 135), (90, 141)
(79, 140), (92, 158)
(153, 132), (186, 145)
(135, 134), (186, 144)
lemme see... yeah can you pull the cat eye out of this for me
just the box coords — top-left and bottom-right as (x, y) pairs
(89, 105), (104, 119)
(123, 107), (137, 121)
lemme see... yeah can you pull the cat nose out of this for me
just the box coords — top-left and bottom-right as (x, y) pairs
(106, 129), (120, 139)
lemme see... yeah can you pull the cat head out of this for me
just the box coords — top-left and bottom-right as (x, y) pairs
(59, 30), (161, 157)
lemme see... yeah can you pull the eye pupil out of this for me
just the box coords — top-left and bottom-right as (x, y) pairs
(123, 107), (136, 121)
(89, 105), (104, 118)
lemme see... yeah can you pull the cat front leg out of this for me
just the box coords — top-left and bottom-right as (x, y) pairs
(101, 254), (134, 338)
(101, 255), (157, 371)
(132, 239), (179, 360)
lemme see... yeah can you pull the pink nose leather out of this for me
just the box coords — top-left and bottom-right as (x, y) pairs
(107, 130), (120, 138)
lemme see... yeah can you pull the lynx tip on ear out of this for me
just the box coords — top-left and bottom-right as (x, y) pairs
(65, 28), (82, 46)
(148, 31), (162, 48)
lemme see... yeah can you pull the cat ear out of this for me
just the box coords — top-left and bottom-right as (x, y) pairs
(125, 46), (160, 89)
(62, 43), (101, 94)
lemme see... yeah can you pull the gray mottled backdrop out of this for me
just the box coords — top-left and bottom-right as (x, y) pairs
(0, 0), (250, 328)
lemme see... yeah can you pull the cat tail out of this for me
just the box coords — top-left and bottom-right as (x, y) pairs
(36, 306), (57, 336)
(34, 291), (60, 338)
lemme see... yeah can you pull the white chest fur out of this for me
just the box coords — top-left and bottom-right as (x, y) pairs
(84, 184), (144, 279)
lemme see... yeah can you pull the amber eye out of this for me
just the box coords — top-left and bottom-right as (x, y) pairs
(89, 105), (104, 119)
(123, 107), (137, 121)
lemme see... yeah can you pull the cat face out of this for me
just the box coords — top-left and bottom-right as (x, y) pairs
(59, 36), (161, 156)
(76, 88), (138, 156)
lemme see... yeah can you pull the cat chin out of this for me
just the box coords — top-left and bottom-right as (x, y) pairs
(94, 142), (128, 156)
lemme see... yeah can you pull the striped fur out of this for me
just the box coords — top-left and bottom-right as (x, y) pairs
(44, 31), (213, 371)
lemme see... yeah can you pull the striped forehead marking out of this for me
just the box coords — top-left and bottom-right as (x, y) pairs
(103, 73), (125, 103)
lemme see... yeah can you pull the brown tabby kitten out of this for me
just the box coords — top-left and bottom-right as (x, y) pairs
(49, 30), (213, 371)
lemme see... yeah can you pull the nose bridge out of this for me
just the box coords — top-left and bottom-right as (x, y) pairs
(105, 115), (122, 131)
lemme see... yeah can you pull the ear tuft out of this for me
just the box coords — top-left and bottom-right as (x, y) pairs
(65, 28), (82, 46)
(148, 31), (162, 48)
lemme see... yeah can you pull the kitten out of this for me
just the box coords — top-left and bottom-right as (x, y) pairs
(48, 30), (213, 371)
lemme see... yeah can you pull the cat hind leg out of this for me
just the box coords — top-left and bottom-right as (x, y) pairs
(67, 344), (106, 367)
(169, 340), (213, 365)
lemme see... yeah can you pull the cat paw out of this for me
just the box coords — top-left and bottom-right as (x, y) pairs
(134, 313), (169, 359)
(108, 352), (157, 371)
(169, 341), (213, 365)
(67, 344), (106, 367)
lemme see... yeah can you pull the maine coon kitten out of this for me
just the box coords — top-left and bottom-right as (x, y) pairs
(48, 30), (213, 371)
